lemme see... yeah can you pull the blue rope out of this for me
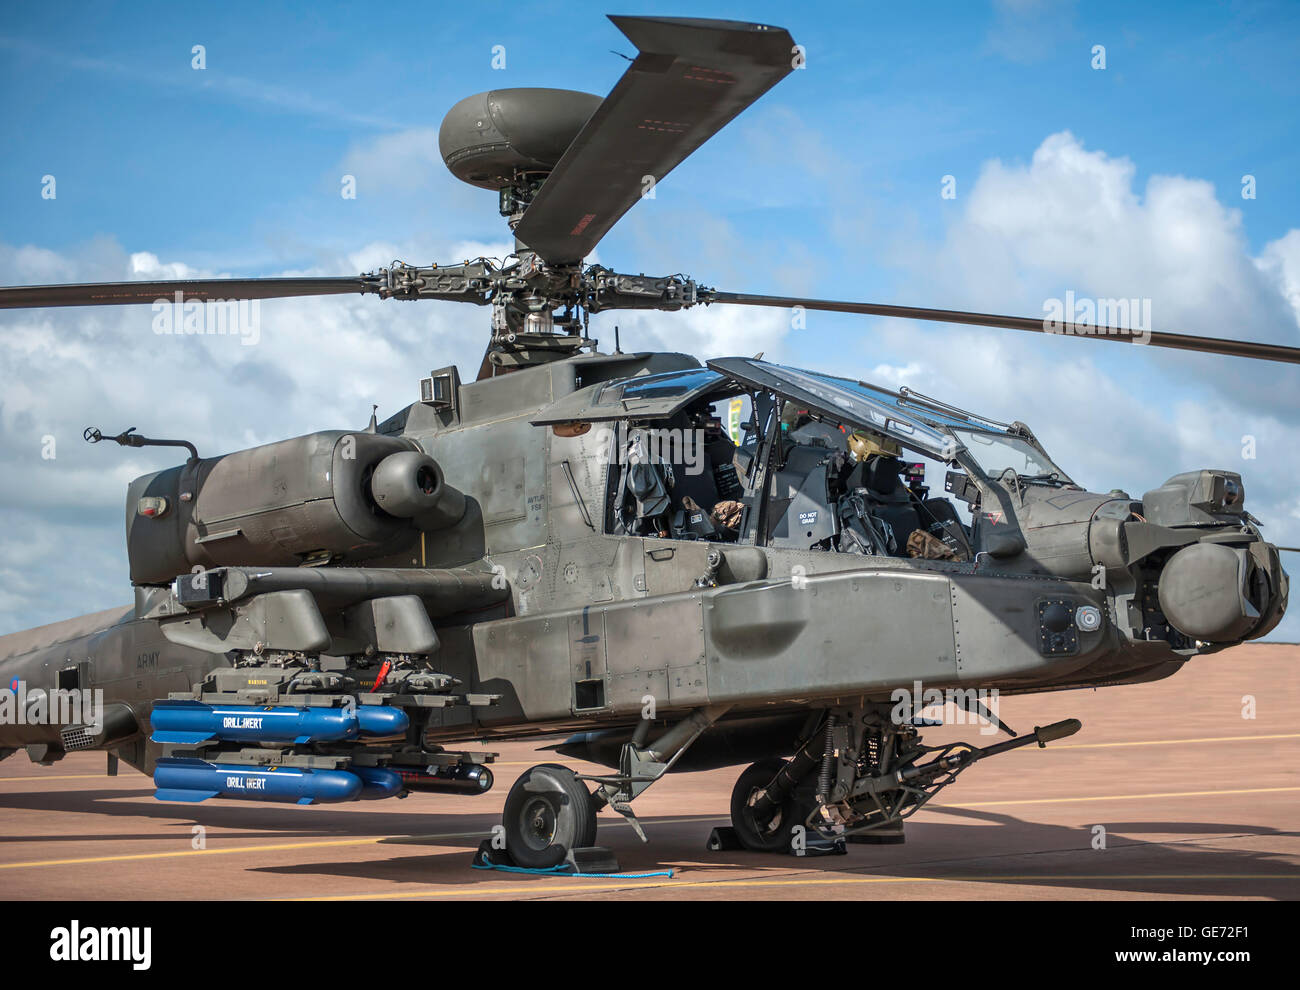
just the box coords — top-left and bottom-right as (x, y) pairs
(472, 858), (675, 880)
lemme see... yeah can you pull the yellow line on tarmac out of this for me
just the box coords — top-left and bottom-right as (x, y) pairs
(0, 774), (125, 783)
(3, 779), (1296, 876)
(2, 743), (1296, 873)
(295, 873), (1300, 901)
(941, 785), (1300, 809)
(7, 781), (1295, 873)
(401, 732), (1300, 767)
(0, 836), (406, 871)
(0, 815), (726, 871)
(1054, 732), (1300, 751)
(493, 733), (1300, 771)
(489, 762), (601, 767)
(2, 733), (1293, 781)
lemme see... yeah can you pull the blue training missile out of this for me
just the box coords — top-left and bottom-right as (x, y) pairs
(352, 765), (405, 800)
(353, 706), (409, 738)
(150, 700), (409, 745)
(153, 758), (364, 804)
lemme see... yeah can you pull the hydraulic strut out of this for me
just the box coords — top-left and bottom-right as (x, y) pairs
(749, 726), (826, 827)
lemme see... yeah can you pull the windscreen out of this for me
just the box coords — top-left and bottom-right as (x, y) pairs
(707, 358), (957, 459)
(951, 430), (1070, 483)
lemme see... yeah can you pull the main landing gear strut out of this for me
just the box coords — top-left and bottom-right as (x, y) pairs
(728, 705), (1081, 852)
(493, 703), (1080, 867)
(497, 705), (731, 869)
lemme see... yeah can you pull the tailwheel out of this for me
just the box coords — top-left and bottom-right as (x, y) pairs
(730, 758), (808, 853)
(502, 763), (598, 869)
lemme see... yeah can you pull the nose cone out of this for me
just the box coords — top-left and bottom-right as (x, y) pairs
(354, 705), (410, 737)
(352, 766), (405, 800)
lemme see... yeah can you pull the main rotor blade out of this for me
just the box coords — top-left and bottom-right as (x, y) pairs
(0, 277), (371, 310)
(513, 15), (796, 265)
(710, 292), (1300, 365)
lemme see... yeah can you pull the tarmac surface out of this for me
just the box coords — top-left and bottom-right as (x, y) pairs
(2, 643), (1297, 901)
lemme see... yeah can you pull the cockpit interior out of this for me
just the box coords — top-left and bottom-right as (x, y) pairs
(534, 357), (1076, 565)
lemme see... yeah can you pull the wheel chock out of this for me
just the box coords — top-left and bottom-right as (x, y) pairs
(472, 839), (515, 867)
(470, 841), (670, 878)
(847, 829), (905, 845)
(706, 826), (744, 851)
(800, 835), (848, 856)
(708, 825), (849, 856)
(564, 846), (620, 874)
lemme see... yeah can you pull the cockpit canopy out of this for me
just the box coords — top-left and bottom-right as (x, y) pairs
(531, 365), (729, 425)
(532, 356), (1069, 482)
(531, 356), (1085, 563)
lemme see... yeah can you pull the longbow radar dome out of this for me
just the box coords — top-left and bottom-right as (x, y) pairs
(438, 88), (602, 190)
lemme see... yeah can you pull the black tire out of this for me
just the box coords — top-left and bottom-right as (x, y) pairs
(730, 758), (805, 853)
(502, 763), (598, 869)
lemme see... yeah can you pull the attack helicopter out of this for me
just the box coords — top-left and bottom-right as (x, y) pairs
(0, 14), (1293, 868)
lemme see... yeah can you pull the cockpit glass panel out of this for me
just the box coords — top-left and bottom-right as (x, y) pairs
(531, 366), (731, 425)
(618, 368), (721, 401)
(706, 358), (956, 459)
(951, 430), (1070, 482)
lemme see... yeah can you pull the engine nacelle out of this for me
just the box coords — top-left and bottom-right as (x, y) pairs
(125, 431), (466, 585)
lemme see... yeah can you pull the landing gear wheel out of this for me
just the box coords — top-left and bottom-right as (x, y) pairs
(502, 762), (598, 869)
(730, 758), (806, 853)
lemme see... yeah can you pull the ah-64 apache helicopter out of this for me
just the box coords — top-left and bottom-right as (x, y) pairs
(0, 15), (1293, 868)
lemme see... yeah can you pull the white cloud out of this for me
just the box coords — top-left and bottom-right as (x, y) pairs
(609, 303), (790, 365)
(0, 237), (490, 632)
(867, 362), (924, 388)
(1258, 229), (1300, 325)
(129, 252), (199, 280)
(929, 132), (1293, 339)
(340, 128), (444, 192)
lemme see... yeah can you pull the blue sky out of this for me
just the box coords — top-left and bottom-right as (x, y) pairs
(2, 0), (1300, 638)
(5, 2), (1299, 264)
